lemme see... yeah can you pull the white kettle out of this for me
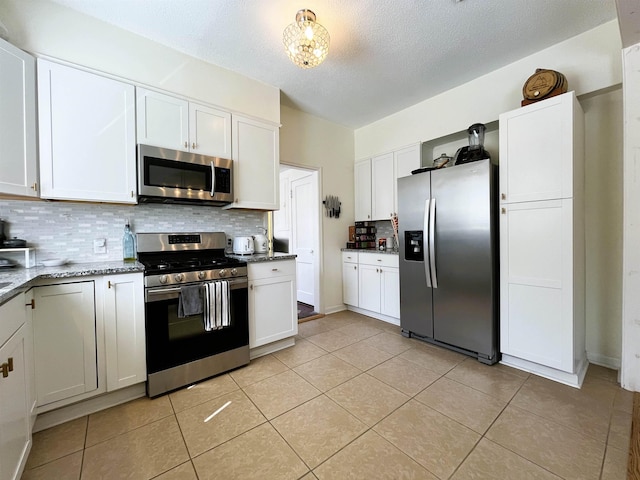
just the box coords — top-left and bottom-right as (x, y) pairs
(253, 234), (268, 253)
(233, 236), (254, 255)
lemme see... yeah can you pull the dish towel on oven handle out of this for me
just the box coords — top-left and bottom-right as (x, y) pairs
(178, 284), (204, 318)
(204, 280), (230, 331)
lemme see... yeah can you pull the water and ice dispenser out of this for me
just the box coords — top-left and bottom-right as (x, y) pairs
(404, 231), (424, 261)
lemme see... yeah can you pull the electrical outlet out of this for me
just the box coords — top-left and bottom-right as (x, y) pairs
(94, 238), (107, 254)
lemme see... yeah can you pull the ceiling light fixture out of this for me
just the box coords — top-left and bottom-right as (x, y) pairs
(283, 9), (330, 69)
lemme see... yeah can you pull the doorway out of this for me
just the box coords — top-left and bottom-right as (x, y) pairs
(273, 164), (322, 321)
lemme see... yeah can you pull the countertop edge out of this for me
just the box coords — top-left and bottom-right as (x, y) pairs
(341, 248), (399, 255)
(227, 253), (297, 263)
(0, 261), (145, 305)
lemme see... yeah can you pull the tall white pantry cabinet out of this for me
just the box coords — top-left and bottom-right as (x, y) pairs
(498, 92), (586, 387)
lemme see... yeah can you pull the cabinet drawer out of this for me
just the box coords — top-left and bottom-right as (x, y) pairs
(358, 253), (398, 268)
(0, 293), (25, 347)
(248, 260), (296, 280)
(342, 252), (358, 264)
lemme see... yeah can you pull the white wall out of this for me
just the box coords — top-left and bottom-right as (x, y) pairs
(0, 0), (279, 123)
(621, 43), (640, 391)
(355, 21), (622, 157)
(582, 88), (624, 367)
(279, 105), (354, 314)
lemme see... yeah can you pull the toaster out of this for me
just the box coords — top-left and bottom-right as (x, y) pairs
(233, 236), (254, 255)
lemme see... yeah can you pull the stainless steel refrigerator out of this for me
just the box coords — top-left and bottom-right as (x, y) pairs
(398, 159), (499, 364)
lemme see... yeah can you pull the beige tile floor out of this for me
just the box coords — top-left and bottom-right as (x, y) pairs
(21, 311), (632, 480)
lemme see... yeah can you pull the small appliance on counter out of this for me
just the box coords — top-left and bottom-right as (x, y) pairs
(253, 228), (268, 254)
(233, 236), (254, 255)
(453, 123), (491, 165)
(2, 237), (26, 248)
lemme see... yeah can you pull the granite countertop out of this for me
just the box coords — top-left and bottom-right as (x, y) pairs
(0, 260), (145, 305)
(341, 248), (399, 255)
(0, 253), (297, 306)
(227, 252), (297, 262)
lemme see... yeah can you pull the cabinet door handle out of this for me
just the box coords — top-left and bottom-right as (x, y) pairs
(31, 182), (38, 191)
(192, 142), (196, 149)
(1, 363), (8, 378)
(131, 191), (134, 198)
(184, 141), (188, 148)
(25, 299), (35, 309)
(250, 284), (253, 290)
(353, 266), (356, 270)
(272, 268), (279, 272)
(501, 193), (506, 200)
(7, 357), (13, 372)
(108, 281), (112, 289)
(501, 208), (506, 214)
(377, 259), (382, 262)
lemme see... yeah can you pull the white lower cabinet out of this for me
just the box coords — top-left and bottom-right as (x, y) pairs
(248, 260), (297, 348)
(103, 273), (146, 391)
(0, 293), (32, 480)
(500, 199), (580, 375)
(31, 272), (146, 411)
(341, 252), (359, 307)
(343, 252), (400, 322)
(32, 282), (98, 407)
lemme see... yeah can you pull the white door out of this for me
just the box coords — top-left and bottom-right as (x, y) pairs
(291, 173), (317, 306)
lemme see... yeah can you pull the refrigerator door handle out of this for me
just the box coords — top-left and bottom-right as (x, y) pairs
(429, 197), (438, 288)
(424, 198), (432, 288)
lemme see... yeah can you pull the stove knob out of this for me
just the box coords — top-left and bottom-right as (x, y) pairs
(159, 275), (168, 285)
(230, 268), (238, 277)
(174, 273), (184, 282)
(219, 269), (227, 278)
(198, 271), (207, 280)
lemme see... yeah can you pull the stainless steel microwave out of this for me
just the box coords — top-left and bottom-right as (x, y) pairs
(137, 144), (233, 206)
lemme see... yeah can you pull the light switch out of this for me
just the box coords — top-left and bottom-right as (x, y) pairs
(94, 238), (107, 254)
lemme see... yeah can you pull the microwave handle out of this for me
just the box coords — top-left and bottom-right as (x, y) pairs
(210, 162), (216, 196)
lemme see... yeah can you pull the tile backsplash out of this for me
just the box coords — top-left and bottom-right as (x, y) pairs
(0, 200), (265, 263)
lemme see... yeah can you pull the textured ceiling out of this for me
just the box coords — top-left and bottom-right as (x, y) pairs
(49, 0), (617, 128)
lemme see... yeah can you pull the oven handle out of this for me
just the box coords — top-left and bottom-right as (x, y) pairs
(145, 278), (247, 303)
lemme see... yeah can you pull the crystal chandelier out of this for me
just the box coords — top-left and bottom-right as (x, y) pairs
(283, 9), (330, 69)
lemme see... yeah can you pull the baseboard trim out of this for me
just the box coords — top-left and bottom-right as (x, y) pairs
(501, 354), (588, 388)
(250, 337), (296, 360)
(586, 352), (621, 370)
(34, 383), (146, 432)
(325, 305), (347, 315)
(346, 306), (400, 326)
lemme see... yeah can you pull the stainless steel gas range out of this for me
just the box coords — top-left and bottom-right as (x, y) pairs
(137, 232), (249, 397)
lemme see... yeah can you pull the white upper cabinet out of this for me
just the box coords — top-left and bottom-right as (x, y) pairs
(499, 92), (580, 203)
(136, 88), (189, 151)
(228, 114), (279, 210)
(0, 38), (37, 197)
(189, 102), (232, 158)
(361, 143), (421, 221)
(137, 88), (232, 158)
(371, 152), (394, 220)
(354, 159), (372, 221)
(38, 60), (136, 203)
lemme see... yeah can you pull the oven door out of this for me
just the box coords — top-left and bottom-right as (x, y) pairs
(138, 144), (233, 204)
(144, 277), (248, 375)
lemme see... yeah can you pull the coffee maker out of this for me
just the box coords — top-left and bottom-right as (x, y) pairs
(453, 123), (491, 165)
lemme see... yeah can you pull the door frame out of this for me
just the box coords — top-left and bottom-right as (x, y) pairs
(279, 162), (323, 314)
